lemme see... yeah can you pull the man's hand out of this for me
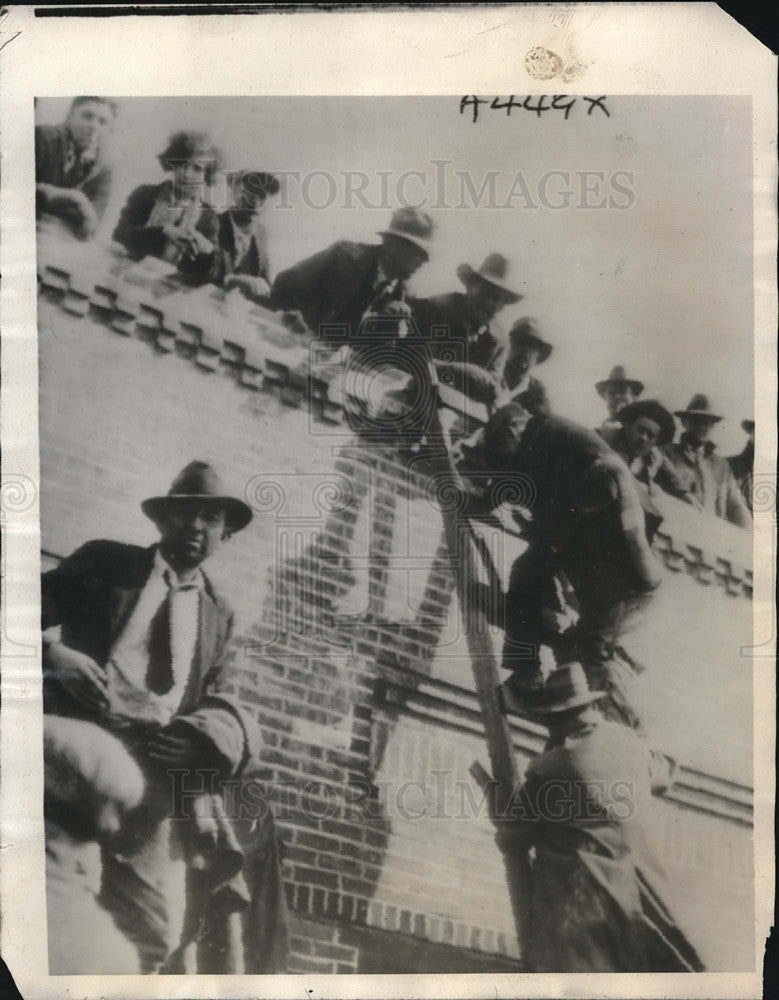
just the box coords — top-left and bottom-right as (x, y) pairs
(188, 230), (214, 256)
(45, 188), (99, 240)
(225, 274), (271, 299)
(382, 299), (412, 319)
(146, 728), (210, 771)
(43, 642), (109, 713)
(278, 309), (311, 335)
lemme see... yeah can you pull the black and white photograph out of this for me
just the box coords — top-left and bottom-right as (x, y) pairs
(0, 6), (775, 999)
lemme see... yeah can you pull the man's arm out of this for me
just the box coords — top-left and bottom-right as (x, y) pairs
(433, 360), (499, 406)
(112, 185), (168, 260)
(723, 465), (752, 528)
(654, 452), (698, 506)
(81, 164), (113, 221)
(148, 610), (255, 778)
(41, 542), (111, 713)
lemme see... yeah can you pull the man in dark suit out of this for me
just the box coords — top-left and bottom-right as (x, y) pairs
(458, 405), (663, 728)
(268, 207), (434, 344)
(41, 461), (261, 972)
(500, 662), (704, 972)
(208, 169), (280, 302)
(412, 252), (522, 377)
(36, 96), (117, 240)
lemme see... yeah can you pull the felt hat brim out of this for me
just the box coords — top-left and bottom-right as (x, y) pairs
(674, 409), (723, 423)
(616, 400), (676, 448)
(595, 378), (644, 398)
(377, 229), (432, 255)
(141, 493), (253, 533)
(457, 262), (523, 303)
(530, 688), (606, 715)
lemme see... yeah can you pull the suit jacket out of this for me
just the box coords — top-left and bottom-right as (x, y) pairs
(208, 211), (272, 289)
(663, 437), (751, 527)
(42, 540), (289, 972)
(269, 240), (387, 343)
(41, 539), (243, 770)
(514, 721), (704, 972)
(411, 291), (507, 375)
(463, 416), (663, 610)
(112, 183), (220, 286)
(35, 123), (113, 225)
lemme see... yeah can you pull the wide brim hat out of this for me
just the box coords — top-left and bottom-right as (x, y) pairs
(142, 460), (253, 533)
(377, 207), (435, 255)
(529, 662), (605, 716)
(674, 393), (723, 423)
(595, 365), (644, 399)
(456, 252), (523, 303)
(616, 399), (676, 448)
(230, 169), (281, 198)
(741, 419), (755, 433)
(508, 317), (553, 364)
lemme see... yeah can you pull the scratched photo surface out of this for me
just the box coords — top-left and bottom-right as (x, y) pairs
(35, 95), (755, 978)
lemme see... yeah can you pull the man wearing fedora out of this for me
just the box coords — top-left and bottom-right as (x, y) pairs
(597, 398), (695, 504)
(728, 419), (755, 512)
(40, 461), (286, 973)
(268, 207), (434, 345)
(595, 365), (644, 433)
(412, 252), (522, 390)
(663, 395), (750, 527)
(495, 662), (704, 972)
(492, 317), (552, 417)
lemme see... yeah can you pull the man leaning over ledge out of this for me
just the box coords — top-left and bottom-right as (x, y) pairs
(35, 96), (117, 241)
(41, 461), (288, 974)
(268, 206), (434, 344)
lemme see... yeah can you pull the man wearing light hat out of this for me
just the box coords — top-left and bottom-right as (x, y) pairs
(496, 662), (704, 973)
(663, 394), (750, 527)
(409, 252), (525, 406)
(594, 365), (644, 433)
(40, 461), (285, 973)
(269, 206), (434, 345)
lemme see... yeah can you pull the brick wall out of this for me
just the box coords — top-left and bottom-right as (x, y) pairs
(37, 271), (754, 972)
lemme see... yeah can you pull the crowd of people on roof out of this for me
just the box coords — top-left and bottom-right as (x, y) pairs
(36, 97), (754, 976)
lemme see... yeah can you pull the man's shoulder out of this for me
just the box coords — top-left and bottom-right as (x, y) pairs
(424, 291), (465, 310)
(284, 239), (376, 278)
(328, 240), (378, 267)
(35, 123), (64, 142)
(61, 539), (152, 569)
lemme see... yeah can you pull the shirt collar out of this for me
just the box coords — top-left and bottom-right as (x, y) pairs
(680, 432), (715, 457)
(153, 548), (203, 590)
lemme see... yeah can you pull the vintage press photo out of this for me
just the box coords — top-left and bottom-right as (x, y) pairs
(0, 6), (776, 1000)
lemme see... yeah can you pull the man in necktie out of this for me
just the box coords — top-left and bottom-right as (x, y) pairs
(41, 461), (266, 972)
(268, 206), (434, 345)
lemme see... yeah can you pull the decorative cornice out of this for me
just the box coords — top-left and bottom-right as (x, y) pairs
(37, 245), (753, 595)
